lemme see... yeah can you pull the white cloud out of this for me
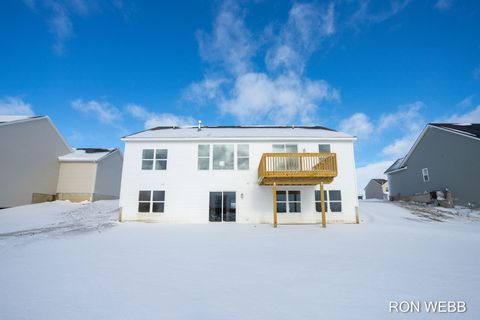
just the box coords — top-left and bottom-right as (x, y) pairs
(352, 0), (411, 25)
(473, 65), (480, 80)
(434, 0), (453, 10)
(381, 133), (417, 158)
(71, 99), (122, 124)
(378, 101), (424, 133)
(265, 2), (335, 74)
(23, 0), (125, 54)
(126, 104), (194, 129)
(0, 96), (34, 116)
(356, 160), (393, 196)
(378, 102), (425, 158)
(444, 105), (480, 123)
(183, 76), (227, 105)
(220, 72), (339, 124)
(187, 1), (339, 125)
(196, 0), (254, 76)
(338, 112), (373, 139)
(456, 94), (475, 108)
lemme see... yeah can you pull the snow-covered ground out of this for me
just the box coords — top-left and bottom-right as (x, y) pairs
(0, 200), (479, 319)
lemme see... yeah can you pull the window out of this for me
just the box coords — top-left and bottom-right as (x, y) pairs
(198, 144), (210, 170)
(314, 190), (328, 212)
(276, 191), (301, 213)
(328, 190), (342, 212)
(138, 190), (165, 213)
(155, 149), (168, 170)
(272, 144), (298, 153)
(142, 149), (154, 170)
(213, 144), (234, 170)
(315, 190), (342, 213)
(142, 149), (167, 170)
(422, 168), (429, 182)
(237, 144), (249, 170)
(318, 144), (331, 152)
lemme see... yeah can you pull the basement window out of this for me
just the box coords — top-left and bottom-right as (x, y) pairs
(422, 168), (429, 182)
(315, 190), (342, 213)
(138, 190), (165, 213)
(276, 191), (301, 213)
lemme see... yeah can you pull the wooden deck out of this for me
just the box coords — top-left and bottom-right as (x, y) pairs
(257, 152), (338, 186)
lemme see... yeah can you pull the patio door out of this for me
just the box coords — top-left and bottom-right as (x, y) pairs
(209, 192), (236, 222)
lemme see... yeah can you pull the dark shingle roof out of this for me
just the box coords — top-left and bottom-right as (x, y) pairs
(429, 123), (480, 139)
(384, 158), (405, 174)
(373, 179), (387, 185)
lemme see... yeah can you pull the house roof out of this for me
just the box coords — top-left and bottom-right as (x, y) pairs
(384, 123), (480, 174)
(0, 115), (72, 152)
(384, 158), (405, 174)
(429, 123), (480, 139)
(372, 178), (387, 185)
(0, 115), (42, 125)
(123, 125), (356, 140)
(58, 148), (119, 163)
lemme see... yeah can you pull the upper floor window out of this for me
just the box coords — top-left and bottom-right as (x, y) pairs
(142, 149), (168, 170)
(138, 190), (165, 213)
(237, 144), (249, 170)
(318, 144), (331, 153)
(422, 168), (429, 182)
(198, 144), (210, 170)
(213, 144), (234, 170)
(272, 144), (298, 153)
(315, 190), (342, 213)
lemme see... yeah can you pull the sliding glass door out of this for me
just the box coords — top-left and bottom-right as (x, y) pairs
(209, 192), (236, 222)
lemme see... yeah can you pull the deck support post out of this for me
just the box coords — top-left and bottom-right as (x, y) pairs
(272, 182), (278, 228)
(320, 182), (326, 228)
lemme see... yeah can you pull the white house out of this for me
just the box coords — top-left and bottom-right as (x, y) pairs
(0, 115), (123, 208)
(57, 148), (123, 202)
(119, 125), (359, 225)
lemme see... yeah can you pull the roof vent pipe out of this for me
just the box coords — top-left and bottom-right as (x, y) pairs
(198, 120), (202, 131)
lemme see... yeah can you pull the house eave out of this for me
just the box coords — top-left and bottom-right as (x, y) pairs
(122, 137), (357, 142)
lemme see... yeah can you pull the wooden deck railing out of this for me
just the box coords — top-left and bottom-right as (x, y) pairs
(258, 152), (337, 185)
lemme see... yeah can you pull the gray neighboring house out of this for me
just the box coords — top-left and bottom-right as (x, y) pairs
(385, 123), (480, 208)
(364, 179), (388, 200)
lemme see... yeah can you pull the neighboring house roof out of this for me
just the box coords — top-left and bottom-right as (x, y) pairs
(384, 158), (405, 174)
(384, 123), (480, 174)
(58, 148), (120, 163)
(372, 179), (387, 185)
(429, 123), (480, 139)
(0, 115), (72, 152)
(123, 125), (356, 140)
(0, 115), (42, 125)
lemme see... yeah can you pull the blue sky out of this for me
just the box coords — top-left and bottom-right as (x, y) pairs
(1, 0), (479, 188)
